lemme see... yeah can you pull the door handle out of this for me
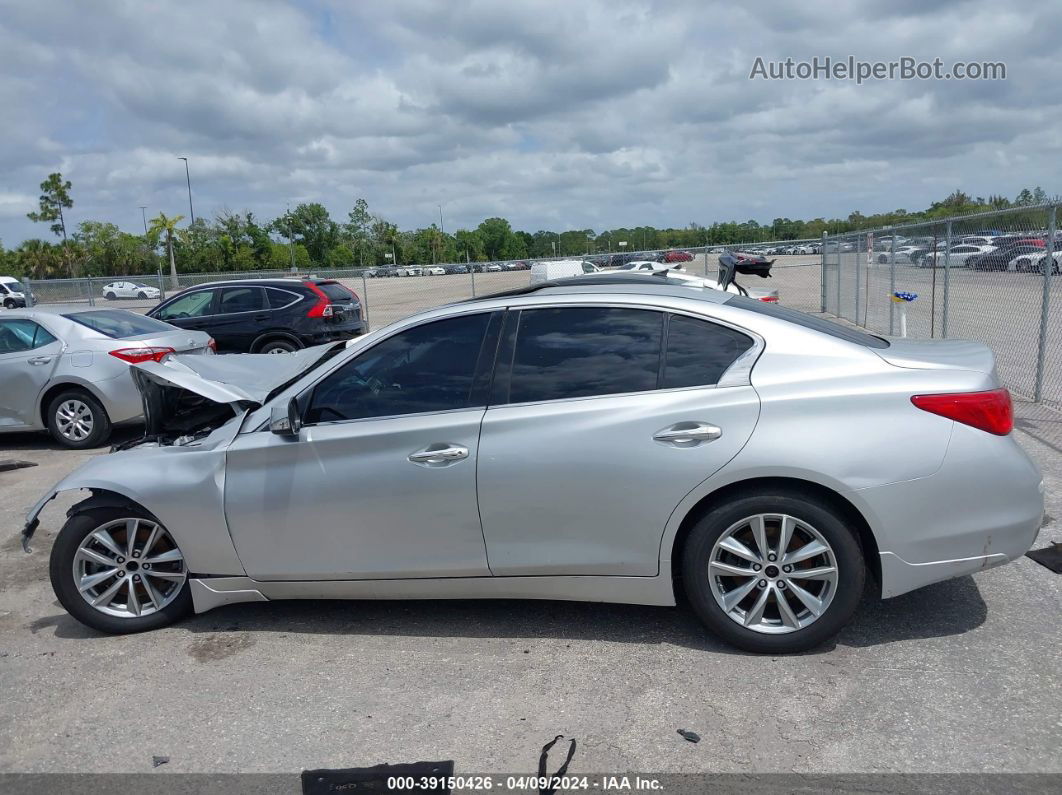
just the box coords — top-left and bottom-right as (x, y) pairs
(28, 356), (52, 366)
(254, 313), (269, 321)
(653, 422), (722, 446)
(408, 444), (469, 466)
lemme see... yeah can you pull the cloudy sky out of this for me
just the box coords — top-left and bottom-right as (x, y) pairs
(1, 0), (1060, 245)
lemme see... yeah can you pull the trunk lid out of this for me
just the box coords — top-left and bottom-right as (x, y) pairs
(873, 338), (998, 378)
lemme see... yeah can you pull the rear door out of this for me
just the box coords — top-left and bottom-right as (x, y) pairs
(476, 305), (762, 576)
(212, 286), (269, 352)
(0, 319), (63, 429)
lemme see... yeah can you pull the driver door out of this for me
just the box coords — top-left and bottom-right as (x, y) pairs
(0, 319), (63, 429)
(223, 310), (502, 580)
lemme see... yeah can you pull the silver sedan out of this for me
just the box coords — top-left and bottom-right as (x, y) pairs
(0, 308), (213, 448)
(23, 277), (1043, 652)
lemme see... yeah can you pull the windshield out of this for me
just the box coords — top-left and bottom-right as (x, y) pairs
(264, 342), (348, 403)
(63, 310), (178, 339)
(5, 280), (25, 293)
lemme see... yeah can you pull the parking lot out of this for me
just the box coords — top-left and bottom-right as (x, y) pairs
(2, 253), (1061, 778)
(1, 398), (1060, 776)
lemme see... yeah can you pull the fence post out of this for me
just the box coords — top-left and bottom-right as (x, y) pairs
(854, 236), (861, 325)
(835, 238), (841, 315)
(820, 232), (827, 312)
(86, 278), (96, 307)
(361, 272), (370, 331)
(470, 264), (477, 297)
(157, 269), (166, 301)
(942, 221), (952, 338)
(889, 235), (896, 335)
(24, 277), (34, 307)
(1035, 204), (1057, 402)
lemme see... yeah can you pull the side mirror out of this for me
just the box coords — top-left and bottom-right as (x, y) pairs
(270, 397), (303, 436)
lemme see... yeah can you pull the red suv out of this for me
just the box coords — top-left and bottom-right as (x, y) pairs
(661, 250), (694, 263)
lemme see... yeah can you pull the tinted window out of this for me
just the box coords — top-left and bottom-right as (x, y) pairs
(663, 315), (754, 389)
(218, 286), (265, 314)
(155, 290), (215, 320)
(266, 288), (299, 309)
(726, 296), (890, 348)
(0, 320), (56, 354)
(507, 307), (662, 403)
(317, 282), (355, 302)
(63, 310), (177, 339)
(306, 313), (492, 423)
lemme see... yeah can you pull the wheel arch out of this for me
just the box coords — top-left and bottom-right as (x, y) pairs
(67, 488), (154, 520)
(38, 380), (109, 428)
(250, 330), (303, 352)
(667, 476), (881, 593)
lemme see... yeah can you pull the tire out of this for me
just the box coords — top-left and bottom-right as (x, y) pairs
(104, 292), (116, 300)
(3, 298), (15, 309)
(46, 389), (111, 449)
(681, 491), (865, 654)
(258, 338), (299, 354)
(50, 507), (192, 634)
(137, 291), (147, 299)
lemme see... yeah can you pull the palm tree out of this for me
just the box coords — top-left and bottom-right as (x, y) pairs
(148, 212), (184, 290)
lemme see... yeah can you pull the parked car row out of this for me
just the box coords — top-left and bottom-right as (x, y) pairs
(0, 277), (365, 448)
(364, 261), (532, 277)
(865, 234), (1061, 272)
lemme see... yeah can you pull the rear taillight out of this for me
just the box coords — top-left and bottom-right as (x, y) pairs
(207, 338), (217, 353)
(758, 295), (779, 302)
(109, 347), (175, 364)
(304, 281), (333, 318)
(911, 388), (1013, 435)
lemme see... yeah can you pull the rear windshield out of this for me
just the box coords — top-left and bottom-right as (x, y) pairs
(725, 295), (891, 349)
(317, 282), (354, 302)
(63, 310), (177, 339)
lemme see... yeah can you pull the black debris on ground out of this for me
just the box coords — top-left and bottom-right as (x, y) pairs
(677, 729), (701, 743)
(152, 756), (170, 768)
(0, 460), (37, 473)
(1026, 542), (1062, 574)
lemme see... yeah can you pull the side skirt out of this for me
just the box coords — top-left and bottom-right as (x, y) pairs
(190, 574), (677, 614)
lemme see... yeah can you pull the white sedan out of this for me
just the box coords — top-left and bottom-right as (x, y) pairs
(872, 245), (924, 264)
(1010, 252), (1060, 274)
(921, 245), (996, 268)
(102, 281), (161, 300)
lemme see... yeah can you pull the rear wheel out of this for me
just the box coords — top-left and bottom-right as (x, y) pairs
(50, 507), (192, 634)
(258, 338), (299, 354)
(46, 389), (111, 449)
(104, 291), (117, 300)
(682, 492), (864, 653)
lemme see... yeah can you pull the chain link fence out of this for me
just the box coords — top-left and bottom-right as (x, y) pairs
(16, 243), (826, 329)
(821, 203), (1060, 408)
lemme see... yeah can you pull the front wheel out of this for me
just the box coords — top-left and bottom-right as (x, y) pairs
(50, 507), (192, 634)
(682, 492), (865, 653)
(3, 298), (16, 309)
(137, 291), (147, 299)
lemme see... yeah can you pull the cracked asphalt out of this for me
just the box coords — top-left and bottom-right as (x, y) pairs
(0, 405), (1060, 777)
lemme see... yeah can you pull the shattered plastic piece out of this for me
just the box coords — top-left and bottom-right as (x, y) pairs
(677, 729), (701, 743)
(152, 756), (170, 768)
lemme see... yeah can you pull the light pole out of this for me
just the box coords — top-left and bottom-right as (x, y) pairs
(177, 157), (195, 226)
(139, 206), (148, 235)
(286, 204), (296, 272)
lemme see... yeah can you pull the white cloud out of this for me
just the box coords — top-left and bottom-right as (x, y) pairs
(1, 0), (1059, 245)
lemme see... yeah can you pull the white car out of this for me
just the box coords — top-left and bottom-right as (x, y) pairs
(872, 245), (923, 264)
(425, 266), (446, 276)
(921, 244), (996, 268)
(486, 264), (504, 272)
(102, 281), (161, 300)
(1010, 252), (1060, 274)
(0, 276), (31, 308)
(615, 260), (670, 272)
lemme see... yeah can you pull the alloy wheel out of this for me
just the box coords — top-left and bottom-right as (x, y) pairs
(708, 513), (839, 634)
(72, 518), (187, 618)
(55, 399), (94, 442)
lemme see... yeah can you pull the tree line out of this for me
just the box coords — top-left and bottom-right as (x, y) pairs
(1, 173), (1057, 280)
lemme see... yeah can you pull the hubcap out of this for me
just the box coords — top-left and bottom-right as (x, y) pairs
(55, 400), (94, 441)
(266, 346), (290, 354)
(73, 518), (186, 619)
(708, 513), (839, 635)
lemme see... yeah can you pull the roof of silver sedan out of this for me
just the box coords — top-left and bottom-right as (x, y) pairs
(465, 272), (732, 304)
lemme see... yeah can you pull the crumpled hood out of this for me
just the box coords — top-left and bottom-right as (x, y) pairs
(133, 344), (336, 406)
